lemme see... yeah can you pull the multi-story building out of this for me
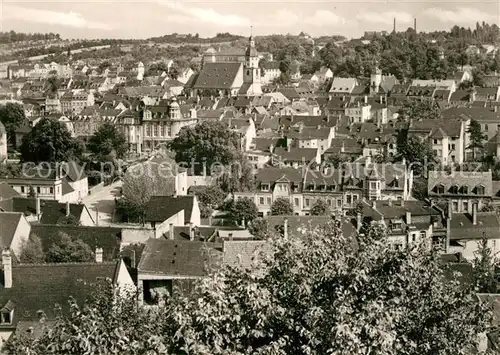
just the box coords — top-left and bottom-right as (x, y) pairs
(361, 199), (446, 250)
(407, 118), (468, 165)
(60, 90), (95, 115)
(234, 160), (412, 216)
(141, 97), (198, 152)
(428, 170), (493, 213)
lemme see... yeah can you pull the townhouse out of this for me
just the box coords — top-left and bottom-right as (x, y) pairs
(60, 90), (95, 115)
(428, 170), (493, 213)
(234, 160), (411, 216)
(407, 118), (468, 165)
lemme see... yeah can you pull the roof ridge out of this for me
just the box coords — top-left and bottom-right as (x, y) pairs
(15, 261), (117, 268)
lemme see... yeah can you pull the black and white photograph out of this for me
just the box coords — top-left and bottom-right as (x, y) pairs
(0, 0), (499, 353)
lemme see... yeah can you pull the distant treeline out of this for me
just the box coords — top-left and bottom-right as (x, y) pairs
(0, 31), (61, 43)
(148, 32), (244, 43)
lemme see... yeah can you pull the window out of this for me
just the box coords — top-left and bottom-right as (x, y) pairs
(370, 182), (377, 189)
(36, 187), (40, 194)
(346, 195), (352, 204)
(259, 197), (265, 205)
(266, 197), (272, 205)
(1, 311), (11, 324)
(436, 184), (444, 194)
(420, 231), (426, 238)
(433, 139), (438, 144)
(145, 124), (151, 137)
(353, 195), (358, 202)
(337, 199), (342, 207)
(449, 185), (458, 194)
(485, 124), (489, 131)
(49, 187), (54, 194)
(476, 185), (485, 195)
(305, 198), (310, 207)
(20, 186), (25, 193)
(462, 186), (469, 194)
(261, 184), (270, 192)
(294, 198), (299, 206)
(452, 201), (459, 212)
(462, 201), (468, 212)
(451, 144), (456, 150)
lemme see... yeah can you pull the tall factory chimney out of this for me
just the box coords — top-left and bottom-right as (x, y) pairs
(414, 18), (417, 33)
(393, 18), (396, 33)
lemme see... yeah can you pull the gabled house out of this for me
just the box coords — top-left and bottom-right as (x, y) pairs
(428, 170), (493, 213)
(144, 195), (201, 238)
(328, 78), (359, 98)
(0, 212), (30, 260)
(0, 251), (134, 346)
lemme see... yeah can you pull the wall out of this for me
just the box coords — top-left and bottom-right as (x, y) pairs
(67, 177), (89, 201)
(116, 260), (136, 291)
(448, 238), (500, 261)
(121, 227), (154, 245)
(186, 175), (216, 188)
(11, 214), (31, 260)
(190, 196), (201, 226)
(79, 206), (96, 226)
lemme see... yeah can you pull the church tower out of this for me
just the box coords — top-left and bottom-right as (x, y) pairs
(242, 33), (262, 96)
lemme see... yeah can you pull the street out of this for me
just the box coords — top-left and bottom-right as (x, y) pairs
(82, 180), (123, 226)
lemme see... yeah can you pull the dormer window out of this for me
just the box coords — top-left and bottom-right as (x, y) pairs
(436, 184), (445, 194)
(261, 184), (270, 192)
(476, 185), (486, 195)
(461, 186), (469, 194)
(306, 184), (315, 191)
(317, 184), (326, 191)
(449, 185), (459, 194)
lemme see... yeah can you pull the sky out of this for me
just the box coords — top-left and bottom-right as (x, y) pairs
(0, 0), (499, 39)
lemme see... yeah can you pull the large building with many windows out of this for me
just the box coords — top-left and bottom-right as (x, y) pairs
(234, 160), (412, 216)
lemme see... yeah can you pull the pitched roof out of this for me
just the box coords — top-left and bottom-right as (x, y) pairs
(442, 107), (500, 122)
(193, 63), (242, 89)
(274, 147), (317, 162)
(30, 225), (121, 261)
(428, 170), (493, 197)
(0, 182), (20, 201)
(0, 262), (120, 327)
(138, 238), (222, 277)
(145, 195), (195, 223)
(11, 198), (90, 225)
(450, 212), (500, 240)
(0, 212), (22, 250)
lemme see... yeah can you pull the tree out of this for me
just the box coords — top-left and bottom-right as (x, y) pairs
(310, 199), (330, 216)
(4, 223), (494, 355)
(270, 197), (294, 216)
(46, 232), (94, 263)
(473, 239), (499, 293)
(172, 223), (492, 354)
(168, 121), (240, 175)
(228, 197), (258, 226)
(0, 102), (26, 144)
(468, 119), (487, 160)
(396, 132), (437, 176)
(248, 217), (269, 239)
(46, 74), (60, 98)
(58, 214), (81, 226)
(87, 123), (128, 160)
(189, 185), (226, 218)
(120, 161), (176, 223)
(20, 234), (44, 263)
(20, 118), (83, 164)
(27, 185), (36, 198)
(397, 99), (441, 122)
(216, 153), (254, 194)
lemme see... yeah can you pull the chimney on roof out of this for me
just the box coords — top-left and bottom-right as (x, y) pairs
(364, 95), (368, 104)
(472, 203), (478, 225)
(286, 145), (291, 152)
(95, 247), (103, 263)
(495, 106), (498, 113)
(65, 201), (70, 217)
(341, 141), (345, 153)
(2, 249), (12, 289)
(284, 217), (288, 238)
(406, 211), (412, 225)
(189, 222), (195, 241)
(356, 212), (362, 232)
(447, 200), (453, 219)
(228, 233), (233, 241)
(388, 199), (392, 206)
(130, 249), (136, 269)
(372, 200), (377, 209)
(95, 208), (99, 226)
(36, 196), (41, 220)
(169, 223), (174, 240)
